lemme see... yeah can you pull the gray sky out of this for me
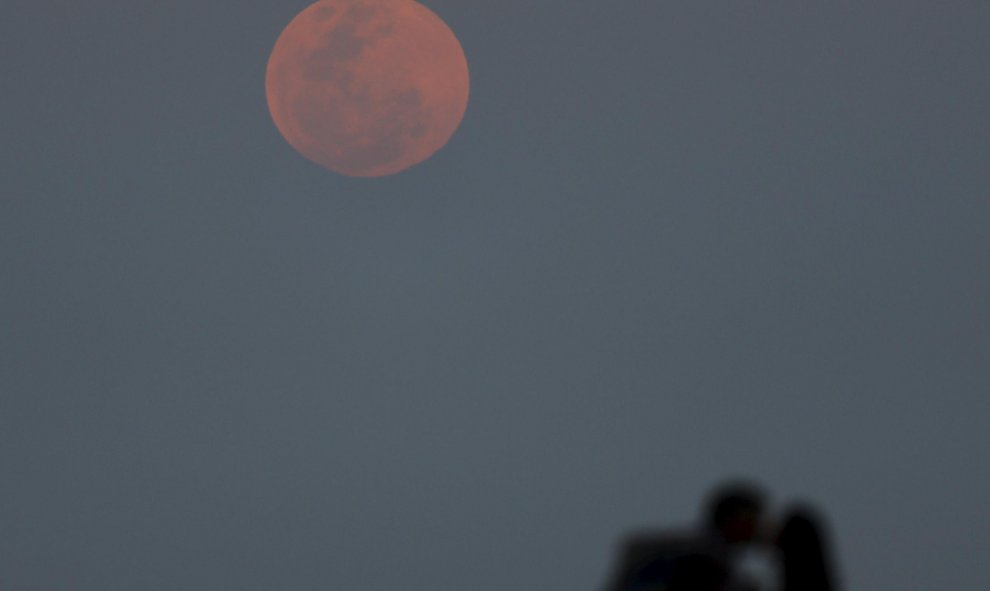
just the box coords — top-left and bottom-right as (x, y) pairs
(2, 1), (988, 590)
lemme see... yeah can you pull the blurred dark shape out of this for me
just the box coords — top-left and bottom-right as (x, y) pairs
(776, 505), (839, 591)
(603, 480), (768, 591)
(668, 553), (730, 591)
(704, 480), (767, 545)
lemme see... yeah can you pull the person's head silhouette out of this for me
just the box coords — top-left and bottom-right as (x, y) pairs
(704, 480), (768, 546)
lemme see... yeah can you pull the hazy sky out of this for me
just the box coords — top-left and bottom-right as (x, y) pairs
(2, 2), (988, 590)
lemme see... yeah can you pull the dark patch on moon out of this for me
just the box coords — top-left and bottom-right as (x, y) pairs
(301, 1), (394, 80)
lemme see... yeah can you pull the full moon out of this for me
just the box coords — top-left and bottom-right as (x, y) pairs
(265, 0), (470, 177)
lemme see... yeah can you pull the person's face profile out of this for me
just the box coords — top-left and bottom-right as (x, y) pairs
(724, 508), (762, 544)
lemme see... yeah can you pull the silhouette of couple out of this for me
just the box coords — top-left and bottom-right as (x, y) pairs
(603, 481), (837, 591)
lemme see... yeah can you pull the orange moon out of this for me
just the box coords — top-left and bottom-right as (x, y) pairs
(265, 0), (470, 177)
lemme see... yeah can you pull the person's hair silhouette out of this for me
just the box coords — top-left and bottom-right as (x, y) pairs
(776, 505), (839, 591)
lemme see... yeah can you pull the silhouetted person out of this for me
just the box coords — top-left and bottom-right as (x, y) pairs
(776, 505), (839, 591)
(603, 480), (768, 591)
